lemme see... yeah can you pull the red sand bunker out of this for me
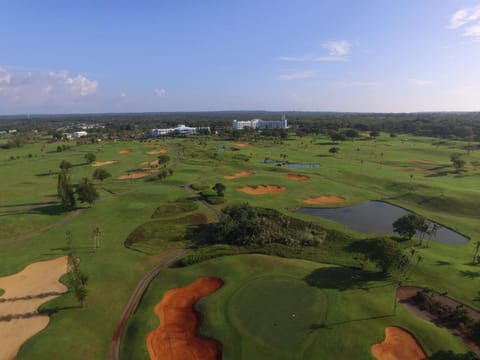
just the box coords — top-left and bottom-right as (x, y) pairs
(237, 185), (286, 195)
(233, 142), (252, 147)
(119, 149), (132, 154)
(143, 159), (159, 166)
(303, 195), (345, 205)
(372, 326), (427, 360)
(147, 277), (223, 360)
(147, 149), (168, 155)
(118, 172), (150, 180)
(224, 171), (255, 180)
(285, 173), (310, 181)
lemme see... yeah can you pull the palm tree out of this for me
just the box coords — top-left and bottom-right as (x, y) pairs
(473, 241), (480, 265)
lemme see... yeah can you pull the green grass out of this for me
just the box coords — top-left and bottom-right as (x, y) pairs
(122, 254), (469, 360)
(0, 288), (4, 296)
(1, 132), (480, 359)
(150, 198), (198, 218)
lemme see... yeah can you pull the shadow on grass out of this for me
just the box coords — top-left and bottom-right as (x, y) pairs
(429, 350), (479, 360)
(436, 260), (452, 266)
(304, 267), (387, 291)
(459, 270), (480, 279)
(309, 314), (394, 330)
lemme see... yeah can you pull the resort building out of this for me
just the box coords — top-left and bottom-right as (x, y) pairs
(151, 124), (211, 137)
(232, 114), (288, 130)
(73, 131), (88, 138)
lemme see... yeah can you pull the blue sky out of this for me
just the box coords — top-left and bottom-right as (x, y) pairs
(1, 0), (480, 114)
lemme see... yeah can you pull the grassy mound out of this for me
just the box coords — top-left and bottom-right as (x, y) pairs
(151, 199), (199, 218)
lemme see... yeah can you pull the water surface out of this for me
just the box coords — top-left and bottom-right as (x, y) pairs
(298, 201), (468, 245)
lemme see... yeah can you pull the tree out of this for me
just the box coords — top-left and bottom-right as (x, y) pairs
(92, 168), (111, 183)
(330, 132), (346, 143)
(158, 170), (168, 180)
(92, 226), (102, 252)
(393, 214), (423, 240)
(473, 241), (480, 265)
(67, 253), (89, 308)
(84, 152), (96, 164)
(59, 160), (73, 172)
(450, 153), (466, 172)
(57, 171), (76, 210)
(369, 130), (380, 138)
(365, 237), (409, 273)
(212, 183), (226, 197)
(329, 147), (340, 157)
(157, 155), (170, 165)
(76, 178), (99, 207)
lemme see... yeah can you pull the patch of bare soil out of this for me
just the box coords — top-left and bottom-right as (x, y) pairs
(233, 142), (252, 147)
(92, 161), (117, 167)
(236, 185), (287, 195)
(119, 149), (132, 154)
(118, 172), (150, 180)
(147, 149), (168, 155)
(0, 256), (68, 360)
(285, 173), (310, 181)
(147, 277), (223, 360)
(303, 195), (345, 205)
(224, 171), (254, 180)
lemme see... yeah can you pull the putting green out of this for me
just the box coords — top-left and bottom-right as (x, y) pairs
(228, 276), (327, 354)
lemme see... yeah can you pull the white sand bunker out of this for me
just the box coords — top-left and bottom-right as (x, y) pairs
(0, 256), (68, 360)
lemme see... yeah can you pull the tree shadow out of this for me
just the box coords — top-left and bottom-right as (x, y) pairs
(35, 171), (59, 177)
(429, 350), (479, 360)
(310, 314), (394, 330)
(459, 270), (480, 279)
(304, 267), (387, 291)
(436, 260), (451, 266)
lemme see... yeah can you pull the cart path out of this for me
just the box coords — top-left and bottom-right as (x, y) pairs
(109, 247), (191, 360)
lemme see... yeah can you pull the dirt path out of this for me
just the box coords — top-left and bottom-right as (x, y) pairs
(396, 286), (480, 356)
(109, 248), (191, 360)
(0, 208), (87, 245)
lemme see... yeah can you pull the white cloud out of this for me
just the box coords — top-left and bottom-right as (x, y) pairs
(448, 5), (480, 40)
(277, 70), (316, 81)
(322, 40), (351, 58)
(280, 40), (351, 62)
(449, 9), (470, 29)
(120, 92), (126, 98)
(154, 88), (166, 97)
(464, 23), (480, 40)
(0, 66), (99, 107)
(409, 78), (434, 86)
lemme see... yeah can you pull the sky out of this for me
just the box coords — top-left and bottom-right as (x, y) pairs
(1, 0), (480, 114)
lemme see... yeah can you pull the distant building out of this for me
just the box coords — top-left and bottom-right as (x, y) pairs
(151, 124), (211, 137)
(73, 131), (88, 138)
(232, 114), (287, 130)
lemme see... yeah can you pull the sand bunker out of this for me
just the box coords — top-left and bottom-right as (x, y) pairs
(224, 171), (255, 180)
(92, 160), (117, 167)
(118, 172), (150, 180)
(371, 326), (427, 360)
(237, 185), (286, 195)
(119, 149), (132, 154)
(233, 142), (252, 147)
(0, 256), (68, 360)
(285, 173), (310, 181)
(144, 144), (162, 147)
(147, 149), (168, 155)
(143, 160), (159, 166)
(303, 195), (345, 205)
(147, 277), (223, 360)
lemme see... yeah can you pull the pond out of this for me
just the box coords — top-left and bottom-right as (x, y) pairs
(298, 200), (468, 245)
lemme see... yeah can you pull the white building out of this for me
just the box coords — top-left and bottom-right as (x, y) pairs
(151, 124), (210, 137)
(233, 114), (287, 130)
(73, 131), (88, 138)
